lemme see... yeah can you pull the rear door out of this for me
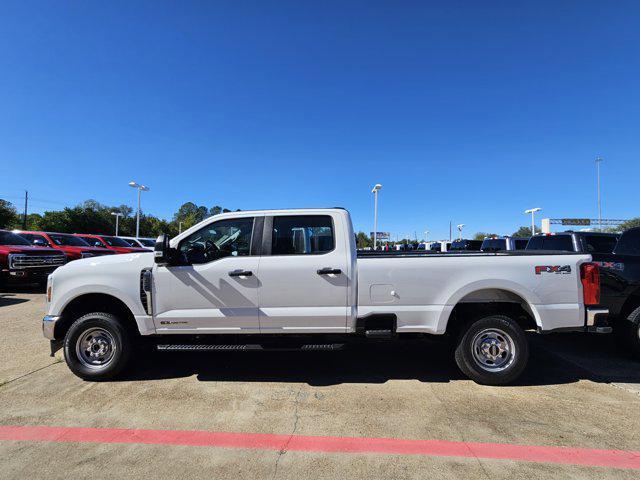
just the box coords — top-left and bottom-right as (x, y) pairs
(257, 213), (349, 333)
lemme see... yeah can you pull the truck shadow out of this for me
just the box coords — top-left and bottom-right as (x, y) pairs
(0, 293), (31, 307)
(120, 333), (640, 387)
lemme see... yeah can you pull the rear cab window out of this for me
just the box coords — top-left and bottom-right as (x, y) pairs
(582, 235), (618, 254)
(481, 239), (505, 252)
(527, 235), (575, 251)
(615, 229), (640, 256)
(271, 215), (334, 255)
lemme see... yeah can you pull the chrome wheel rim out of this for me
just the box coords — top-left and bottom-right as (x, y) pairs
(76, 327), (116, 369)
(471, 328), (516, 372)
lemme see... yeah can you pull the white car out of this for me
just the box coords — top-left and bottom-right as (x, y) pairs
(118, 236), (155, 250)
(43, 208), (607, 385)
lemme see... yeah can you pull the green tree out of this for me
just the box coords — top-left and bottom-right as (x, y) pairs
(356, 231), (372, 249)
(512, 226), (533, 237)
(473, 232), (498, 241)
(616, 218), (640, 232)
(0, 199), (18, 228)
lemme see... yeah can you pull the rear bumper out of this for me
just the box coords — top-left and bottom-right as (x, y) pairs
(586, 307), (611, 333)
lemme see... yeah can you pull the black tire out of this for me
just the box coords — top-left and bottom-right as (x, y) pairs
(454, 314), (529, 385)
(63, 312), (131, 381)
(614, 306), (640, 359)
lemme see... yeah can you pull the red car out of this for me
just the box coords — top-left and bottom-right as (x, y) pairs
(15, 231), (116, 261)
(73, 234), (149, 254)
(0, 230), (67, 287)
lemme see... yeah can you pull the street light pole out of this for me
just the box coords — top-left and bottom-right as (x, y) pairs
(371, 184), (382, 250)
(524, 208), (541, 235)
(424, 230), (429, 242)
(596, 157), (603, 231)
(457, 224), (465, 240)
(129, 181), (150, 238)
(110, 212), (122, 236)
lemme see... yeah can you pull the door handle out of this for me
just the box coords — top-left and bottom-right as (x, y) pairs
(228, 270), (253, 277)
(317, 268), (342, 275)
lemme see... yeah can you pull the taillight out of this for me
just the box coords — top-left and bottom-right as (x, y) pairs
(581, 263), (600, 306)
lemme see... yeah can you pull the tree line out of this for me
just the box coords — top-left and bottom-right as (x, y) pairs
(0, 198), (237, 238)
(2, 198), (637, 243)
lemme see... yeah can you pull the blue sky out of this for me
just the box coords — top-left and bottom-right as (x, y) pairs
(1, 1), (638, 239)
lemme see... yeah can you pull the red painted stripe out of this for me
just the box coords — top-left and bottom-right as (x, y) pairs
(1, 425), (639, 470)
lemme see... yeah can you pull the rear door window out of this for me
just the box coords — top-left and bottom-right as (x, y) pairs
(271, 215), (334, 255)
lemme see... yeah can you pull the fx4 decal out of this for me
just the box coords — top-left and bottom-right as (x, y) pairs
(593, 261), (625, 271)
(535, 265), (572, 275)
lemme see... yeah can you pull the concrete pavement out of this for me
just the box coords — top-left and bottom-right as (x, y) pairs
(1, 289), (639, 479)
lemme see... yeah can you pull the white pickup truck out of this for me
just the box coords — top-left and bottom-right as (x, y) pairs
(43, 208), (607, 385)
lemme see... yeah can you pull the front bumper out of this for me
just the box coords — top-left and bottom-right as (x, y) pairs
(43, 315), (60, 340)
(1, 268), (58, 284)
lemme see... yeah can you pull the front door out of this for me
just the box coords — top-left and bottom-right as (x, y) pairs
(257, 213), (349, 333)
(152, 216), (261, 333)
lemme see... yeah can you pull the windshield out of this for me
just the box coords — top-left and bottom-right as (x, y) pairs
(49, 233), (90, 247)
(0, 231), (31, 246)
(79, 236), (107, 248)
(102, 236), (134, 247)
(120, 238), (139, 247)
(139, 238), (155, 247)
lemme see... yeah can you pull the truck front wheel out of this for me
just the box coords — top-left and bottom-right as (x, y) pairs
(63, 312), (131, 381)
(454, 315), (529, 385)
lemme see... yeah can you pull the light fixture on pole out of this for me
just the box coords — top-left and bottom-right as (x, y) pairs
(457, 224), (465, 240)
(524, 208), (541, 235)
(129, 181), (150, 238)
(371, 183), (382, 250)
(110, 211), (122, 236)
(595, 157), (603, 231)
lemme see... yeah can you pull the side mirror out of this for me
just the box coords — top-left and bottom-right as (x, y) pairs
(154, 234), (173, 265)
(33, 239), (47, 247)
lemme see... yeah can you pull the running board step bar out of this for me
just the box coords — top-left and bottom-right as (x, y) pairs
(156, 343), (346, 352)
(365, 329), (394, 338)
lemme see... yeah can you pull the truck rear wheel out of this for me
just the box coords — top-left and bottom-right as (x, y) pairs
(454, 314), (529, 385)
(615, 306), (640, 359)
(63, 312), (131, 381)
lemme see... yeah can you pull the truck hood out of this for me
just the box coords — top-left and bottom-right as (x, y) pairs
(52, 250), (153, 278)
(0, 245), (62, 255)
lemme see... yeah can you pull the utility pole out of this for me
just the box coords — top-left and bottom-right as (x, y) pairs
(110, 212), (122, 236)
(449, 221), (452, 242)
(22, 190), (28, 229)
(371, 184), (382, 250)
(596, 157), (603, 231)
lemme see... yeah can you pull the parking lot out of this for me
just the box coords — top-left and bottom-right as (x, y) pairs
(1, 289), (639, 479)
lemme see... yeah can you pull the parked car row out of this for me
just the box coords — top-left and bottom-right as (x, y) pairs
(0, 229), (154, 287)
